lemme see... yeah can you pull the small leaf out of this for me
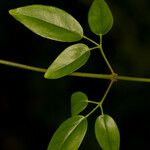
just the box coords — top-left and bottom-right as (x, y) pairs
(44, 43), (90, 79)
(47, 115), (88, 150)
(71, 91), (88, 116)
(95, 114), (120, 150)
(9, 5), (83, 42)
(88, 0), (113, 35)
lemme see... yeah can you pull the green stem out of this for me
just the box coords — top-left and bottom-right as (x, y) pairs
(70, 72), (112, 80)
(0, 59), (112, 79)
(99, 104), (104, 115)
(118, 75), (150, 83)
(100, 34), (103, 45)
(89, 46), (99, 51)
(0, 59), (46, 73)
(83, 35), (99, 46)
(1, 59), (150, 83)
(85, 80), (114, 118)
(100, 80), (114, 105)
(98, 80), (114, 115)
(85, 105), (99, 118)
(87, 100), (99, 105)
(99, 34), (114, 74)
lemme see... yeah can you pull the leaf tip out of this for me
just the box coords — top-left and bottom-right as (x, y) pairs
(9, 9), (15, 15)
(44, 71), (49, 79)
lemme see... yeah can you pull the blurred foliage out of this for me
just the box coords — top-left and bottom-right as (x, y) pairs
(0, 0), (150, 150)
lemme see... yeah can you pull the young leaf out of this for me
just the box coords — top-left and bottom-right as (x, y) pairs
(44, 43), (90, 79)
(47, 115), (88, 150)
(71, 91), (88, 116)
(9, 5), (83, 42)
(88, 0), (113, 35)
(95, 114), (120, 150)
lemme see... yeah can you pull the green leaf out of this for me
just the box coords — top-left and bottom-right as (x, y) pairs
(47, 115), (88, 150)
(44, 43), (90, 79)
(71, 91), (88, 116)
(88, 0), (113, 35)
(9, 5), (83, 42)
(95, 114), (120, 150)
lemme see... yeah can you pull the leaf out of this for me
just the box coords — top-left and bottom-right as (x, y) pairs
(88, 0), (113, 35)
(47, 115), (88, 150)
(44, 43), (90, 79)
(9, 5), (83, 42)
(71, 91), (88, 116)
(95, 115), (120, 150)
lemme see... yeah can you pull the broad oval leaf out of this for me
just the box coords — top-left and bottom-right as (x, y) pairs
(95, 115), (120, 150)
(9, 5), (83, 42)
(88, 0), (113, 35)
(71, 91), (88, 116)
(44, 43), (90, 79)
(47, 115), (88, 150)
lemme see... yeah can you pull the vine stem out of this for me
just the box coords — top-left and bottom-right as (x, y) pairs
(99, 34), (114, 74)
(0, 59), (150, 83)
(83, 35), (114, 74)
(87, 100), (99, 105)
(99, 80), (114, 105)
(83, 35), (99, 46)
(85, 105), (99, 118)
(117, 76), (150, 83)
(0, 59), (47, 73)
(85, 80), (114, 118)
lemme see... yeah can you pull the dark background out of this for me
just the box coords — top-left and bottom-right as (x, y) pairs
(0, 0), (150, 149)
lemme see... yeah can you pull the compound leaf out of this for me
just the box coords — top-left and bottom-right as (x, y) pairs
(47, 115), (88, 150)
(9, 5), (83, 42)
(95, 114), (120, 150)
(71, 91), (88, 116)
(88, 0), (113, 35)
(44, 43), (90, 79)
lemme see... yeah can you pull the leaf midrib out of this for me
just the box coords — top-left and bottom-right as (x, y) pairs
(12, 13), (83, 37)
(49, 50), (90, 75)
(58, 117), (85, 149)
(103, 116), (112, 150)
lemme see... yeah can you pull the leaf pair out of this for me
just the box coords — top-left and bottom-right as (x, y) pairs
(9, 0), (113, 79)
(71, 91), (120, 150)
(49, 91), (120, 150)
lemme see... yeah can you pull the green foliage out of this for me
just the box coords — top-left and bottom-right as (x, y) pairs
(44, 44), (90, 79)
(9, 5), (83, 42)
(0, 0), (147, 149)
(95, 115), (120, 150)
(47, 115), (87, 150)
(71, 91), (88, 116)
(88, 0), (113, 35)
(7, 1), (119, 149)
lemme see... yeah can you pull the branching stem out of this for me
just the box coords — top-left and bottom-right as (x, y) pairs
(85, 80), (114, 117)
(83, 35), (99, 46)
(99, 80), (114, 105)
(99, 34), (114, 74)
(1, 59), (150, 83)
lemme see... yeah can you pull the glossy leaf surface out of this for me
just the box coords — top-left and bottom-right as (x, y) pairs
(88, 0), (113, 35)
(71, 91), (88, 116)
(95, 115), (120, 150)
(9, 5), (83, 42)
(44, 43), (90, 79)
(47, 115), (88, 150)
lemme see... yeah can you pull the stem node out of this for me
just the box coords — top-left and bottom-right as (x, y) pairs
(112, 73), (118, 82)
